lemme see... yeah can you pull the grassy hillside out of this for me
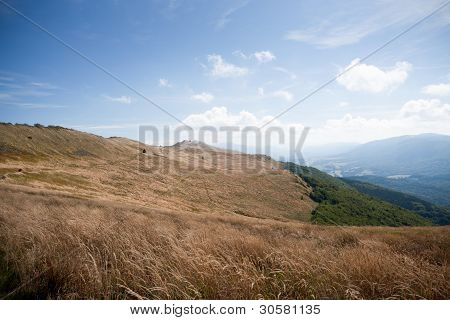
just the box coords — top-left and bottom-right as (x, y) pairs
(0, 123), (315, 221)
(342, 179), (450, 225)
(1, 184), (448, 299)
(284, 163), (431, 226)
(0, 124), (449, 300)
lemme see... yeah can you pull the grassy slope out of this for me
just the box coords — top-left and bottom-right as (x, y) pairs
(284, 163), (431, 226)
(0, 184), (448, 299)
(342, 178), (450, 225)
(0, 125), (449, 299)
(0, 123), (315, 221)
(346, 174), (450, 207)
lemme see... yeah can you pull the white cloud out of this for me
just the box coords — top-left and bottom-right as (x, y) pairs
(254, 51), (276, 63)
(422, 83), (450, 96)
(184, 106), (272, 128)
(339, 101), (349, 107)
(216, 0), (250, 30)
(257, 87), (294, 101)
(181, 106), (307, 160)
(180, 99), (450, 149)
(103, 95), (132, 104)
(159, 78), (172, 87)
(273, 67), (297, 80)
(207, 54), (248, 78)
(283, 1), (450, 48)
(400, 99), (450, 120)
(285, 25), (375, 48)
(271, 90), (293, 101)
(191, 92), (214, 103)
(30, 82), (59, 89)
(337, 59), (411, 93)
(311, 99), (450, 145)
(232, 50), (248, 59)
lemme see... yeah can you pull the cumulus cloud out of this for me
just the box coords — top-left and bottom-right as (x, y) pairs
(179, 99), (450, 149)
(421, 83), (450, 96)
(103, 95), (132, 104)
(400, 99), (450, 120)
(311, 99), (450, 145)
(158, 78), (172, 87)
(207, 54), (248, 78)
(183, 106), (269, 127)
(191, 92), (214, 103)
(254, 51), (276, 63)
(337, 59), (411, 93)
(180, 106), (308, 161)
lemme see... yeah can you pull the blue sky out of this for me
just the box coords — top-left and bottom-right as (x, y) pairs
(1, 0), (450, 146)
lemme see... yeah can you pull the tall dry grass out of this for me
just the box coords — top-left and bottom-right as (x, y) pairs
(0, 185), (449, 299)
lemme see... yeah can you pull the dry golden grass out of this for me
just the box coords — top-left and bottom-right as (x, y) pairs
(1, 124), (449, 299)
(0, 124), (315, 221)
(1, 184), (448, 300)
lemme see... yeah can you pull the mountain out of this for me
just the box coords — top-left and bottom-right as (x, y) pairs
(1, 124), (448, 300)
(342, 178), (450, 225)
(284, 163), (430, 226)
(0, 123), (431, 227)
(0, 123), (315, 222)
(311, 133), (450, 177)
(303, 142), (360, 160)
(345, 174), (450, 207)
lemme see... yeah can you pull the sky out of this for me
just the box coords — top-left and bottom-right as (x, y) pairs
(1, 0), (450, 148)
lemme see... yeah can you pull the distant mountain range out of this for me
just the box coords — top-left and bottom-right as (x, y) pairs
(308, 134), (450, 206)
(309, 133), (450, 177)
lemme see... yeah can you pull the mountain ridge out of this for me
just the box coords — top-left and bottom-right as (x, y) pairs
(0, 123), (437, 226)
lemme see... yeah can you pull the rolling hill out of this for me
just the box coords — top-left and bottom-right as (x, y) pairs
(0, 123), (315, 221)
(0, 123), (448, 299)
(284, 163), (430, 226)
(342, 178), (450, 225)
(0, 123), (431, 227)
(345, 174), (450, 207)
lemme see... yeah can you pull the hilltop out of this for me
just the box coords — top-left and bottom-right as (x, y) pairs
(0, 123), (431, 226)
(0, 123), (315, 221)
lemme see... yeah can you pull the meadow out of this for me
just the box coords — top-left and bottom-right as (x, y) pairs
(1, 184), (448, 299)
